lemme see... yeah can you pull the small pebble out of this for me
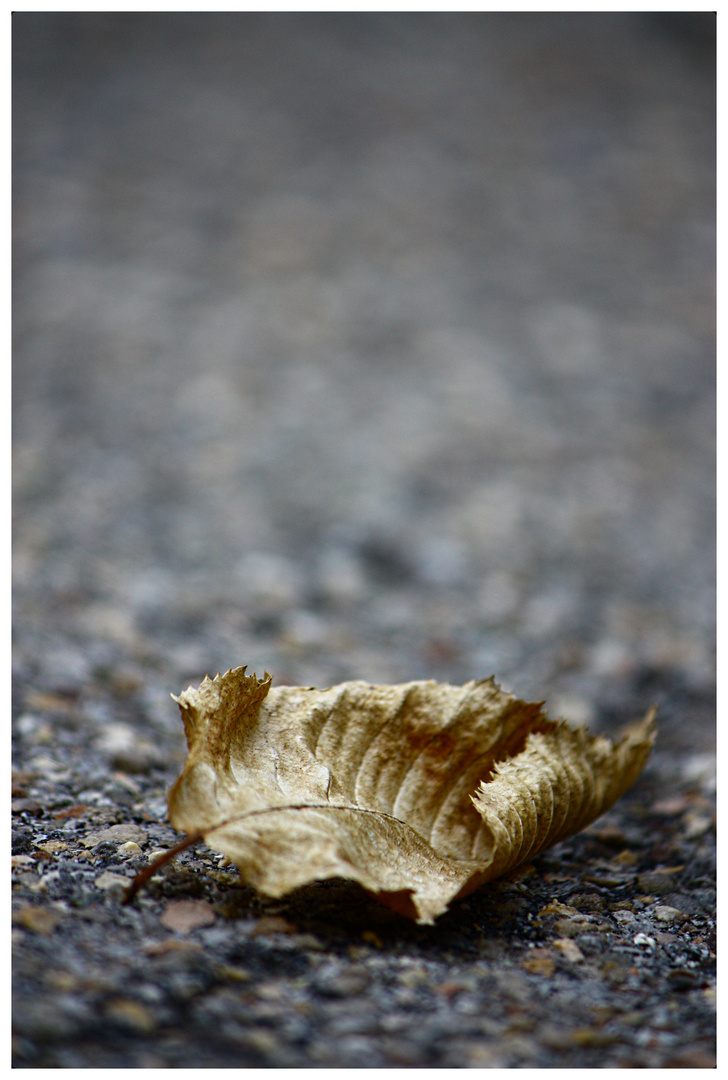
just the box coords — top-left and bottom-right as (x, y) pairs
(13, 996), (92, 1041)
(590, 824), (626, 846)
(117, 841), (143, 857)
(667, 969), (698, 990)
(35, 841), (68, 855)
(574, 934), (607, 955)
(652, 795), (690, 815)
(248, 915), (298, 937)
(94, 871), (131, 892)
(682, 813), (712, 839)
(552, 916), (592, 938)
(242, 1030), (278, 1056)
(111, 747), (161, 774)
(569, 1027), (618, 1048)
(633, 933), (656, 948)
(12, 798), (44, 814)
(12, 827), (34, 854)
(314, 966), (371, 998)
(582, 871), (630, 888)
(522, 950), (556, 976)
(637, 872), (680, 896)
(552, 938), (584, 963)
(13, 905), (61, 935)
(216, 964), (251, 982)
(45, 970), (80, 993)
(160, 899), (216, 934)
(611, 849), (638, 867)
(147, 848), (172, 862)
(568, 893), (605, 913)
(653, 905), (685, 924)
(82, 824), (147, 849)
(143, 939), (203, 957)
(105, 997), (156, 1034)
(11, 855), (36, 868)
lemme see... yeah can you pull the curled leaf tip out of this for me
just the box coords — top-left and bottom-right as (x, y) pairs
(166, 666), (656, 923)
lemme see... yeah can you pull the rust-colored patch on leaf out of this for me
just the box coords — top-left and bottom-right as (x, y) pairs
(165, 666), (656, 923)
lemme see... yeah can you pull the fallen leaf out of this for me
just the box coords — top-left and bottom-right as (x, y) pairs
(166, 666), (656, 924)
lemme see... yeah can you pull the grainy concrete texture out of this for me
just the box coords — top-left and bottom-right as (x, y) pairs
(13, 13), (715, 1068)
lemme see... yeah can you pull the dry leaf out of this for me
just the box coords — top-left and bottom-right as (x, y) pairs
(167, 667), (655, 924)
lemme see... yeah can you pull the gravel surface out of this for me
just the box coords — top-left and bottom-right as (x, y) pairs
(13, 12), (715, 1069)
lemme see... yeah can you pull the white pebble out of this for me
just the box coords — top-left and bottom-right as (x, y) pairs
(117, 841), (142, 857)
(654, 905), (683, 923)
(147, 849), (172, 862)
(633, 933), (656, 948)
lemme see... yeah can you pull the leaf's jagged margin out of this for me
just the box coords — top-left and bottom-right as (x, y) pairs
(160, 667), (656, 923)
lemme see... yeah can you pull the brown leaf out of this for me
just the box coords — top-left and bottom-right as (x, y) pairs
(167, 667), (656, 924)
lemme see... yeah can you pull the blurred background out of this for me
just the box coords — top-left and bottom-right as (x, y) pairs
(13, 13), (715, 747)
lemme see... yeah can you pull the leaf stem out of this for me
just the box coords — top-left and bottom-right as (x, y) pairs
(122, 831), (204, 905)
